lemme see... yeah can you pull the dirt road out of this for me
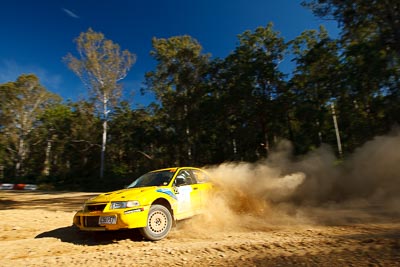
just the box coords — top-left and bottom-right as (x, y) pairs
(0, 191), (399, 266)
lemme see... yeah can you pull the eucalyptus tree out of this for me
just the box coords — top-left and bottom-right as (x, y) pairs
(0, 74), (60, 178)
(304, 0), (400, 134)
(290, 26), (342, 153)
(145, 36), (209, 165)
(65, 100), (102, 186)
(189, 58), (231, 163)
(64, 28), (136, 179)
(220, 23), (287, 159)
(37, 103), (73, 177)
(107, 102), (160, 181)
(303, 0), (400, 56)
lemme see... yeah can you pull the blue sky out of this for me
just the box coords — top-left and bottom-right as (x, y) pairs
(0, 0), (339, 107)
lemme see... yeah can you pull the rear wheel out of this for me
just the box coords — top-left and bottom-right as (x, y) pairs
(140, 204), (172, 241)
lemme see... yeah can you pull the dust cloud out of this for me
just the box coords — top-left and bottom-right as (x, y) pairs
(291, 129), (400, 204)
(184, 129), (400, 234)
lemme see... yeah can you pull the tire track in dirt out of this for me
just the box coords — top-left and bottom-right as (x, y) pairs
(0, 191), (399, 266)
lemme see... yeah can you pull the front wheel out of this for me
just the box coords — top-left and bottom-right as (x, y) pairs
(140, 204), (172, 241)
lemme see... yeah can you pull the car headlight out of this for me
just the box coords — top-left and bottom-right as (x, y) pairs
(110, 201), (140, 209)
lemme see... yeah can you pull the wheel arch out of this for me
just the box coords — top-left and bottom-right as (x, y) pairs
(152, 198), (174, 221)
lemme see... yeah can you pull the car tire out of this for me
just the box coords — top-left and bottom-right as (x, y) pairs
(140, 204), (172, 241)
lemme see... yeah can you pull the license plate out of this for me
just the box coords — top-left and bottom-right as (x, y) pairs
(99, 215), (117, 225)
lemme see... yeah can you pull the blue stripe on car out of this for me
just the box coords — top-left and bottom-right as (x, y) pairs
(156, 188), (177, 200)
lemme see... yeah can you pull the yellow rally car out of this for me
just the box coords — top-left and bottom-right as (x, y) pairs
(73, 167), (212, 241)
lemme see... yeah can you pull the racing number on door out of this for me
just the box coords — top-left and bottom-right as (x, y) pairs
(175, 170), (202, 216)
(176, 185), (192, 214)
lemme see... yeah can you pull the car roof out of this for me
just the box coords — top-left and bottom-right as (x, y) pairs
(150, 167), (203, 173)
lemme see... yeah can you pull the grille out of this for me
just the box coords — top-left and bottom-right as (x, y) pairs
(84, 216), (100, 227)
(86, 204), (107, 212)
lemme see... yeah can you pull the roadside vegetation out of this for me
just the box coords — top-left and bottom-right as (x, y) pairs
(0, 0), (399, 191)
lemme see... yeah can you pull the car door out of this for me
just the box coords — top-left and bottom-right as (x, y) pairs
(191, 169), (212, 211)
(174, 169), (201, 219)
(186, 170), (202, 213)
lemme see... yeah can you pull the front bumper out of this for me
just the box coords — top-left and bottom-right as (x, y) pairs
(73, 206), (149, 231)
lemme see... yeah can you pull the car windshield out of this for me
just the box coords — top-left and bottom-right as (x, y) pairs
(127, 170), (175, 188)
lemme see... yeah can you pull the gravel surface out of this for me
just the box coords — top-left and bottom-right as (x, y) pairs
(0, 191), (399, 266)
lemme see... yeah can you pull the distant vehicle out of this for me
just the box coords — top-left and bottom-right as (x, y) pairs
(0, 183), (37, 190)
(0, 184), (14, 190)
(73, 167), (212, 241)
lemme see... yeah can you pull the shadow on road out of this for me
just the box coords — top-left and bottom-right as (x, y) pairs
(35, 226), (144, 245)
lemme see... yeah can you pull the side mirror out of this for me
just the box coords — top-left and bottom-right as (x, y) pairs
(175, 177), (186, 186)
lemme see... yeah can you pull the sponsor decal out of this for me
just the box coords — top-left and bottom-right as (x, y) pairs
(124, 208), (144, 214)
(156, 188), (177, 200)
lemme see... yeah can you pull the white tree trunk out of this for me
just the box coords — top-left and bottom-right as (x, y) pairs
(331, 103), (343, 157)
(100, 95), (108, 179)
(42, 137), (53, 176)
(100, 119), (107, 179)
(232, 138), (237, 155)
(16, 138), (26, 177)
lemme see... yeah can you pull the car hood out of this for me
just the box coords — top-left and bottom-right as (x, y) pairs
(86, 187), (157, 204)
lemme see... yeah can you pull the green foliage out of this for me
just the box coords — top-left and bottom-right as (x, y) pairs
(64, 28), (136, 179)
(145, 35), (210, 165)
(208, 23), (288, 160)
(0, 74), (60, 178)
(303, 0), (400, 153)
(289, 26), (342, 154)
(1, 3), (398, 190)
(64, 28), (136, 105)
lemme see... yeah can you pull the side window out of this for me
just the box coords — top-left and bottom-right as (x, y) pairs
(192, 170), (209, 183)
(175, 170), (194, 185)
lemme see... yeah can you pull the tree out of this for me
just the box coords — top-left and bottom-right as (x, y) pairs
(215, 23), (287, 160)
(66, 100), (102, 187)
(145, 36), (209, 165)
(107, 102), (158, 182)
(0, 74), (60, 178)
(37, 103), (73, 177)
(303, 0), (400, 128)
(289, 26), (343, 154)
(64, 28), (136, 179)
(303, 0), (400, 55)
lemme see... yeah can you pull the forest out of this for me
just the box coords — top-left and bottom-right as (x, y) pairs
(0, 0), (399, 190)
